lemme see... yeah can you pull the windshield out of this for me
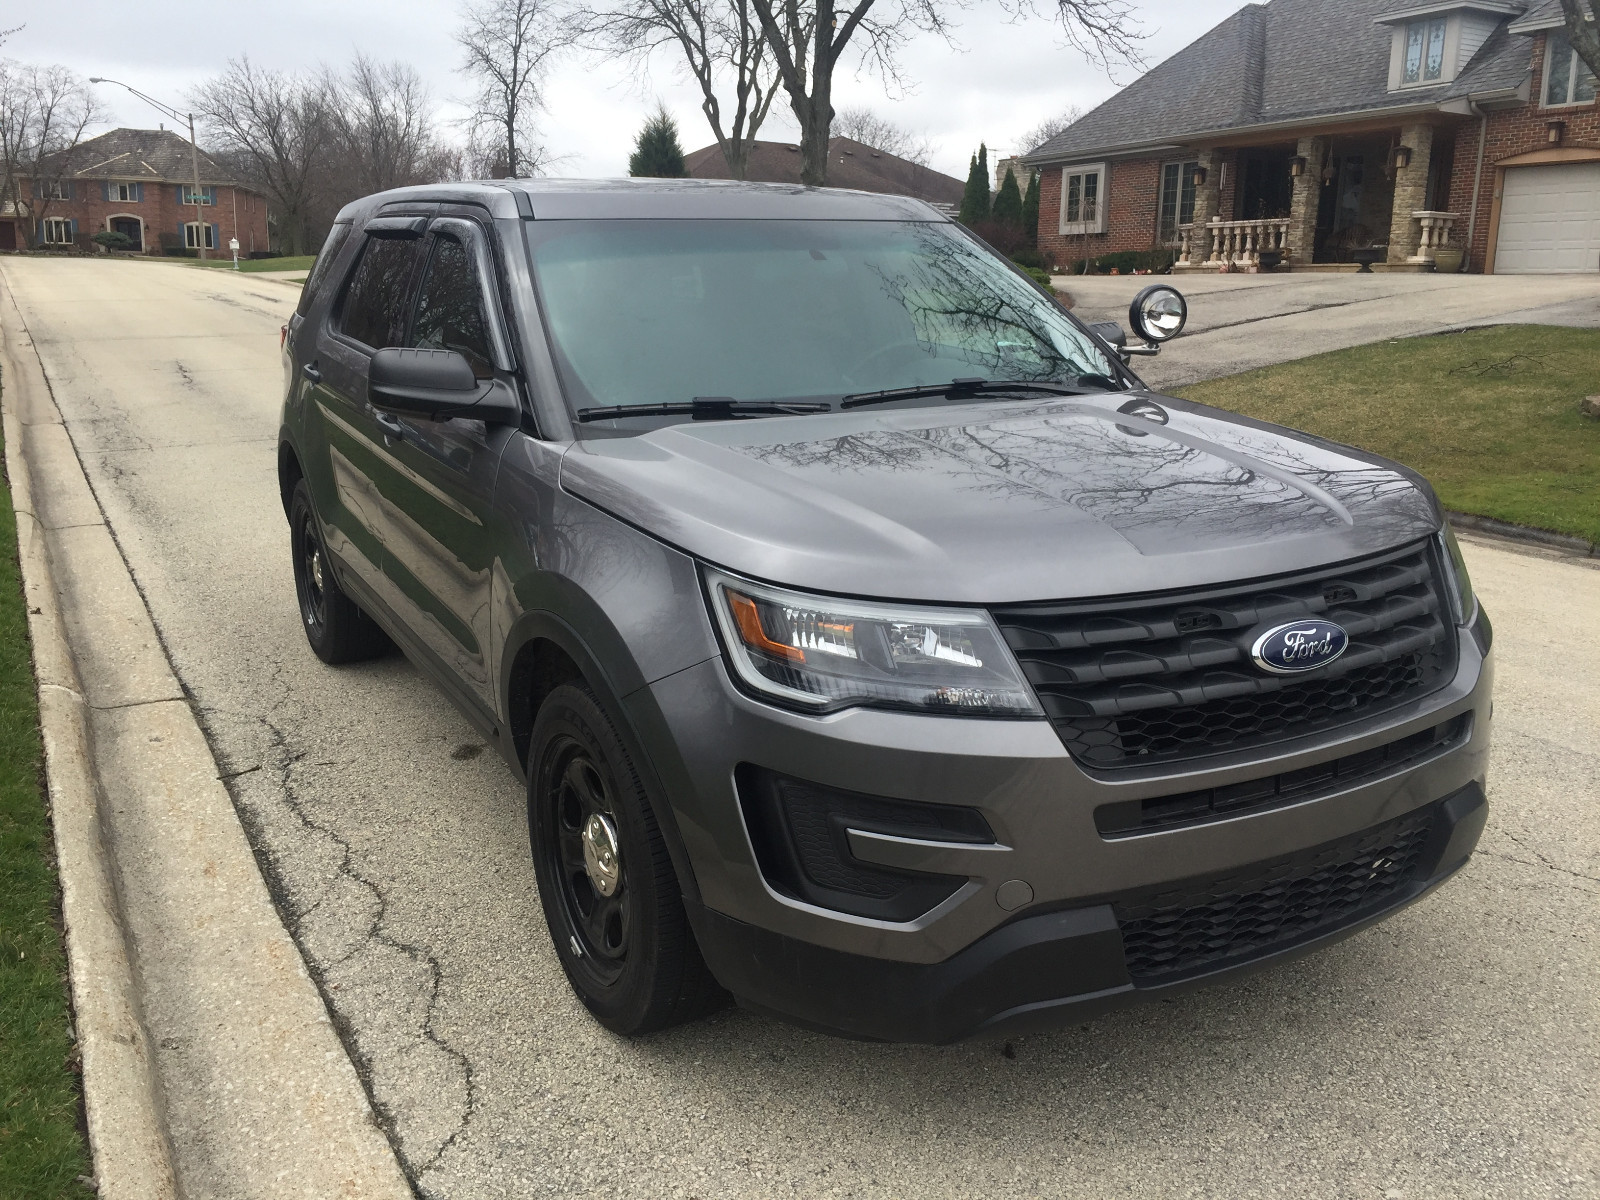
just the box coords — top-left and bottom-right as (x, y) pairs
(525, 219), (1117, 419)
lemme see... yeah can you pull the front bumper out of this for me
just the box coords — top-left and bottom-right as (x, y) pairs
(626, 609), (1492, 1040)
(686, 782), (1485, 1043)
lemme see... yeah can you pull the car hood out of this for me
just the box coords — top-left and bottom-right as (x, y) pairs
(558, 394), (1441, 605)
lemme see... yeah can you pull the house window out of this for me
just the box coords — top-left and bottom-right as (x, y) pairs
(181, 186), (215, 206)
(1402, 17), (1448, 85)
(1158, 160), (1199, 243)
(110, 182), (136, 202)
(1544, 30), (1598, 107)
(184, 222), (216, 250)
(42, 217), (73, 244)
(1060, 163), (1107, 235)
(42, 180), (70, 200)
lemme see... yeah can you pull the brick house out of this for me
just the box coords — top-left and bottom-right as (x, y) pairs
(686, 138), (966, 213)
(1, 127), (270, 256)
(1021, 0), (1599, 274)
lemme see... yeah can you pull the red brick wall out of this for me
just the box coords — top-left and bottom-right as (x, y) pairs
(1037, 158), (1163, 268)
(1446, 30), (1600, 272)
(19, 180), (271, 256)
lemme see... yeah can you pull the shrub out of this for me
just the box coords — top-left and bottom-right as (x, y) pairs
(1008, 248), (1045, 270)
(967, 218), (1031, 258)
(1060, 247), (1178, 276)
(92, 230), (133, 252)
(1021, 265), (1054, 290)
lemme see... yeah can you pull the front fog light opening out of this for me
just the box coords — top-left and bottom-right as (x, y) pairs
(705, 569), (1042, 718)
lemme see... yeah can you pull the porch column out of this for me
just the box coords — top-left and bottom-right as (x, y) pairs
(1386, 123), (1434, 263)
(1285, 135), (1327, 266)
(1188, 149), (1224, 263)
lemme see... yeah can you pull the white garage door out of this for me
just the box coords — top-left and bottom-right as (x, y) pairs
(1495, 162), (1600, 273)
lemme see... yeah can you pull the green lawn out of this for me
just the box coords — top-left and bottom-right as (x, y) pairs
(1173, 325), (1600, 546)
(189, 254), (317, 273)
(0, 425), (93, 1194)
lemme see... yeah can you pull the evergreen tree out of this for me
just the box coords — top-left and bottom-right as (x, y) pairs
(992, 167), (1023, 229)
(958, 143), (991, 225)
(1022, 170), (1041, 247)
(629, 105), (688, 178)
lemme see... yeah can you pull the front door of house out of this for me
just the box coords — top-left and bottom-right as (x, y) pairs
(111, 217), (142, 251)
(0, 221), (15, 251)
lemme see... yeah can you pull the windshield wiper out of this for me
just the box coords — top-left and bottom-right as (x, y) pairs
(576, 397), (833, 423)
(839, 378), (1105, 410)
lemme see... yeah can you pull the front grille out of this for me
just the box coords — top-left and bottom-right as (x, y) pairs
(1096, 714), (1470, 837)
(1115, 809), (1436, 983)
(993, 541), (1456, 769)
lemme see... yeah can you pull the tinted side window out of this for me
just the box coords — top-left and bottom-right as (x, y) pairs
(296, 222), (353, 316)
(338, 236), (421, 350)
(410, 235), (493, 377)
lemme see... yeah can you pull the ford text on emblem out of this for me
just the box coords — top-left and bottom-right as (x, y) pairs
(1250, 620), (1349, 675)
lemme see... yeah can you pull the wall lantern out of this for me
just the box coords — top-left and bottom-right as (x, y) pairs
(1547, 119), (1566, 145)
(1191, 165), (1208, 188)
(1389, 144), (1412, 172)
(1289, 156), (1308, 178)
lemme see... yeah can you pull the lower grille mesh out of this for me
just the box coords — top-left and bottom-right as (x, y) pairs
(1115, 810), (1435, 982)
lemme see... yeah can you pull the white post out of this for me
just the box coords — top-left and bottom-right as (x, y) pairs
(229, 236), (240, 270)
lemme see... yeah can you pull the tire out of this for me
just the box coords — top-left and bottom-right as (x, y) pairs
(288, 480), (391, 665)
(528, 683), (725, 1034)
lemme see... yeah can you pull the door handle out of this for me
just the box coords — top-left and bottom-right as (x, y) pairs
(374, 411), (406, 440)
(301, 362), (322, 384)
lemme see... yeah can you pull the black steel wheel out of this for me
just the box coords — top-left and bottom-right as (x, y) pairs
(528, 683), (725, 1034)
(288, 480), (391, 664)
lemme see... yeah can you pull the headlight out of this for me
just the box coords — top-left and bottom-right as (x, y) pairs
(704, 569), (1042, 718)
(1439, 525), (1477, 624)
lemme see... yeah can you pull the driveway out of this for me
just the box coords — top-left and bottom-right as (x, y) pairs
(1057, 271), (1600, 389)
(3, 256), (1597, 1200)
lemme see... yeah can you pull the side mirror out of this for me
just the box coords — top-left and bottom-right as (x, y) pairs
(368, 347), (519, 423)
(1085, 320), (1126, 348)
(1128, 284), (1188, 346)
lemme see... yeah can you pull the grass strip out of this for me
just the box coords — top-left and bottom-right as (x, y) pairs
(1173, 325), (1600, 546)
(0, 409), (94, 1195)
(189, 254), (317, 273)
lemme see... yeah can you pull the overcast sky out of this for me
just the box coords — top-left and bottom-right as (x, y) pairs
(8, 0), (1246, 183)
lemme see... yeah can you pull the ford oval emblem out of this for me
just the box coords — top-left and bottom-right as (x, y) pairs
(1250, 619), (1349, 675)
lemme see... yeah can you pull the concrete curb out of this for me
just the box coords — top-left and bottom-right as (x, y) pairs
(2, 301), (180, 1199)
(1445, 509), (1597, 559)
(0, 275), (415, 1198)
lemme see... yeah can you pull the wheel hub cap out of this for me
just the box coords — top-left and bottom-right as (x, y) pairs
(309, 546), (325, 593)
(581, 812), (622, 897)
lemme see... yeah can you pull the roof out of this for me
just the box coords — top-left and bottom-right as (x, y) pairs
(335, 178), (952, 225)
(1024, 0), (1536, 164)
(39, 127), (246, 186)
(684, 138), (965, 206)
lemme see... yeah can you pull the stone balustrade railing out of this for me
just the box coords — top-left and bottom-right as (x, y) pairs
(1177, 218), (1292, 268)
(1408, 211), (1460, 262)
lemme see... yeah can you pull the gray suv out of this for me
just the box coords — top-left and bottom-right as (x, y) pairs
(278, 180), (1492, 1043)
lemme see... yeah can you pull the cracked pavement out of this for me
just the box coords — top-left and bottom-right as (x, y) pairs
(4, 255), (1596, 1199)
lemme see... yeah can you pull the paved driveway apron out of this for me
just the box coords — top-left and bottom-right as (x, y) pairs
(1060, 272), (1600, 390)
(4, 257), (1595, 1199)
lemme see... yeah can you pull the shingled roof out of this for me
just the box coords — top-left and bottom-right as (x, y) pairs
(685, 137), (965, 206)
(42, 127), (243, 186)
(1024, 0), (1535, 165)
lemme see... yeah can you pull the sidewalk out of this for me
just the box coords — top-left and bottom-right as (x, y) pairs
(0, 274), (413, 1199)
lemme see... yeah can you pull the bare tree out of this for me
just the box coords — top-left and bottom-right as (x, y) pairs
(1016, 103), (1084, 155)
(1558, 0), (1600, 79)
(566, 0), (779, 179)
(749, 0), (1143, 186)
(457, 0), (567, 177)
(832, 105), (931, 164)
(326, 55), (455, 194)
(0, 60), (104, 249)
(192, 59), (333, 254)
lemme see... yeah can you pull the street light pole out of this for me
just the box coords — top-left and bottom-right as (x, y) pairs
(88, 77), (209, 260)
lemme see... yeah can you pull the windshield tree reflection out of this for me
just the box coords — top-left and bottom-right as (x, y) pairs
(527, 220), (1114, 413)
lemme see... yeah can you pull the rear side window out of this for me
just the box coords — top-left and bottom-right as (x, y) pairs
(296, 223), (352, 316)
(409, 235), (493, 377)
(338, 235), (422, 350)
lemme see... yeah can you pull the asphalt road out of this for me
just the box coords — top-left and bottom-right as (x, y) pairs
(5, 256), (1597, 1200)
